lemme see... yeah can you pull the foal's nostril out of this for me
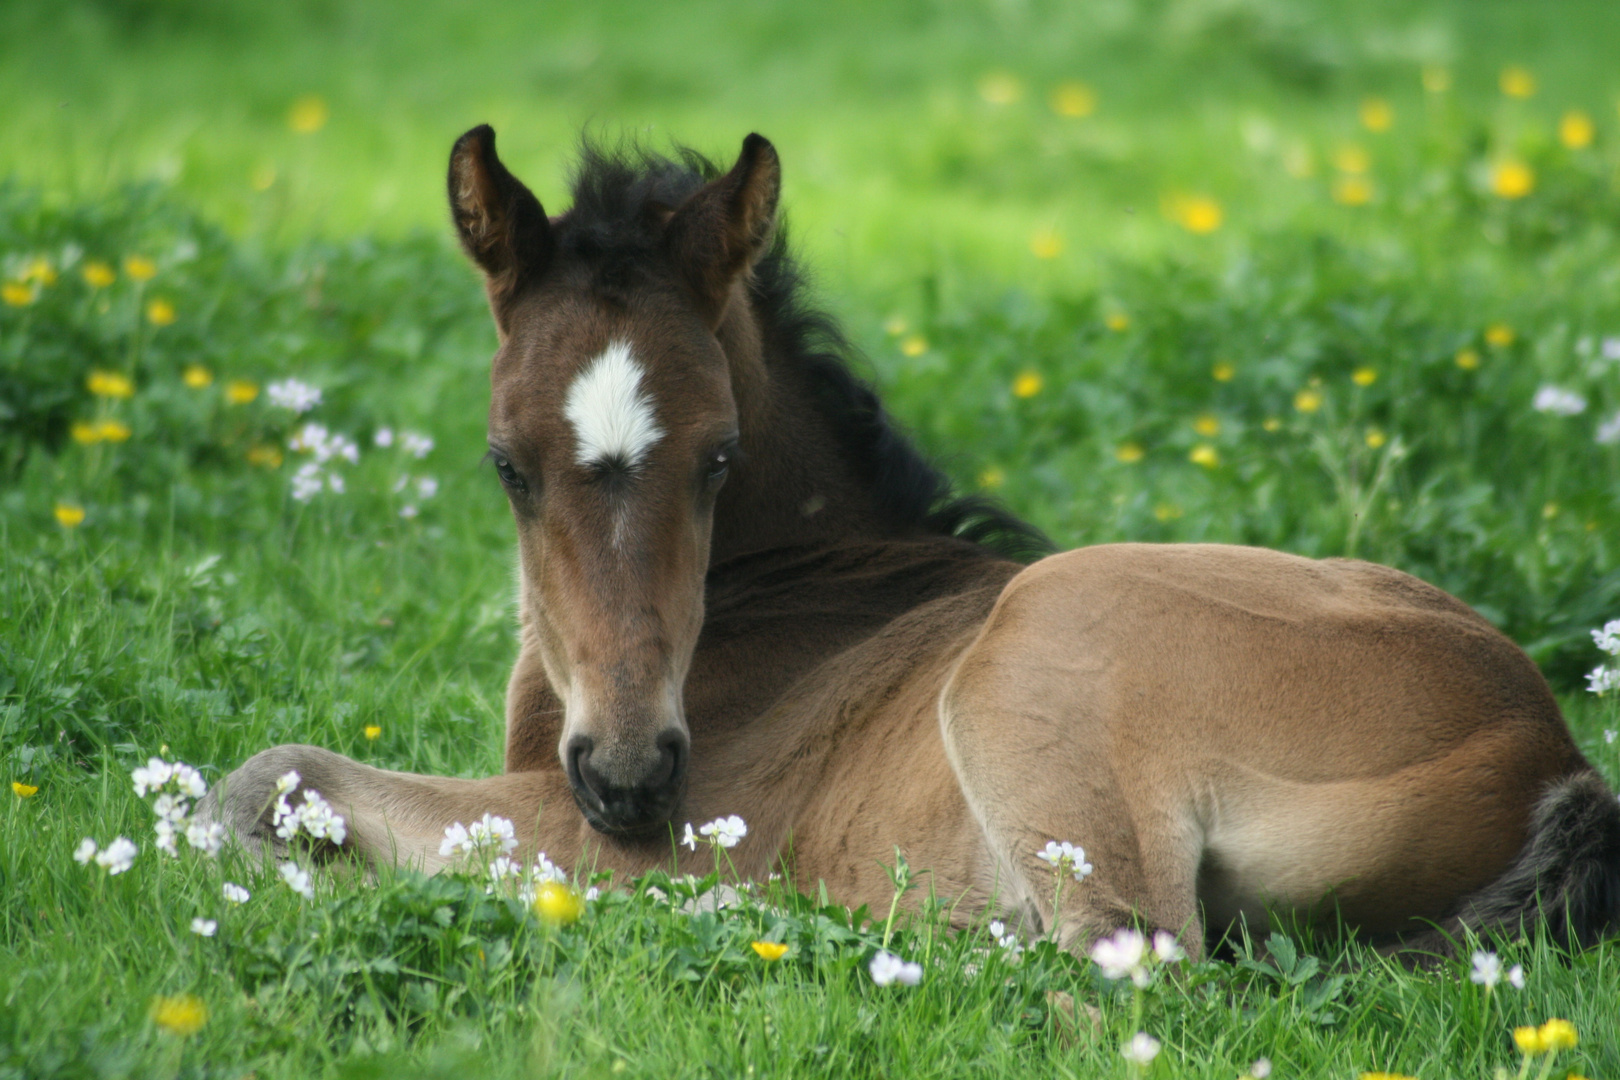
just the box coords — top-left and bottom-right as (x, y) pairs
(565, 735), (605, 810)
(656, 729), (689, 789)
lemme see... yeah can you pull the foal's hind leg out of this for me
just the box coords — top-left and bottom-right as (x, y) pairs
(939, 630), (1205, 957)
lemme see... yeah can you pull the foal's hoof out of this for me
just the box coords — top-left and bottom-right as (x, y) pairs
(196, 743), (345, 856)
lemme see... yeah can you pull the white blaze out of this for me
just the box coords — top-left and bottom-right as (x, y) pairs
(564, 340), (663, 470)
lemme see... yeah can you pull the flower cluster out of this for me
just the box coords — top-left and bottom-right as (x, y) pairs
(682, 814), (747, 850)
(868, 949), (923, 987)
(1532, 385), (1587, 416)
(1090, 927), (1186, 987)
(272, 788), (347, 845)
(440, 813), (519, 860)
(132, 757), (224, 857)
(73, 836), (137, 874)
(1469, 949), (1524, 990)
(987, 919), (1023, 955)
(1588, 618), (1620, 696)
(1513, 1018), (1578, 1056)
(1035, 839), (1094, 882)
(266, 378), (322, 414)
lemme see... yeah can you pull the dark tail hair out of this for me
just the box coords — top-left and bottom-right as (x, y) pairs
(1449, 770), (1620, 949)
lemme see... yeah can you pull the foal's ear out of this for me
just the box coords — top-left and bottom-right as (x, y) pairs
(448, 125), (550, 301)
(664, 133), (781, 323)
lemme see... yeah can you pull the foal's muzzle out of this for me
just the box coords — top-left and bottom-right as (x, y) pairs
(565, 730), (688, 836)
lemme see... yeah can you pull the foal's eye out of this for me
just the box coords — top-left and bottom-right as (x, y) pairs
(705, 447), (733, 484)
(493, 457), (526, 492)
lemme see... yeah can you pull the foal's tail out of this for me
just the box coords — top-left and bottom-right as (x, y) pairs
(1450, 770), (1620, 950)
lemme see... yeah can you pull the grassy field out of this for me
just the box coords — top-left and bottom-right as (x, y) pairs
(4, 0), (1620, 1075)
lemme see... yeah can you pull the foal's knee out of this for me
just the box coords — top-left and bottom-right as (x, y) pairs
(197, 743), (354, 854)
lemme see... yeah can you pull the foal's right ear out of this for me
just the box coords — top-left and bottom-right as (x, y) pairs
(448, 125), (550, 301)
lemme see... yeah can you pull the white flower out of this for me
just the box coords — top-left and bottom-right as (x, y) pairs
(399, 504), (420, 519)
(275, 770), (301, 794)
(988, 919), (1022, 953)
(584, 886), (600, 901)
(1587, 666), (1620, 695)
(1152, 930), (1186, 964)
(267, 378), (322, 414)
(531, 853), (566, 883)
(73, 838), (98, 866)
(1507, 964), (1525, 989)
(1606, 729), (1617, 746)
(401, 431), (434, 459)
(1602, 336), (1620, 361)
(680, 822), (698, 850)
(172, 764), (207, 799)
(222, 882), (250, 904)
(1597, 411), (1620, 445)
(439, 821), (470, 856)
(152, 793), (191, 824)
(697, 814), (748, 848)
(131, 757), (174, 796)
(467, 813), (517, 855)
(1091, 927), (1150, 986)
(279, 861), (314, 900)
(1470, 950), (1502, 988)
(326, 471), (346, 493)
(290, 462), (325, 502)
(1036, 839), (1094, 881)
(1249, 1058), (1272, 1079)
(1532, 386), (1588, 416)
(1120, 1032), (1161, 1066)
(869, 950), (923, 987)
(95, 836), (137, 875)
(190, 917), (217, 937)
(186, 819), (226, 856)
(416, 476), (439, 499)
(1593, 619), (1620, 656)
(374, 427), (394, 448)
(275, 790), (347, 845)
(153, 819), (180, 857)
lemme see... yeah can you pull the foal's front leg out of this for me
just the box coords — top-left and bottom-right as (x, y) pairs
(197, 743), (579, 871)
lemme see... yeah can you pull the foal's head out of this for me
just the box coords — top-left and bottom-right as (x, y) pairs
(448, 126), (780, 836)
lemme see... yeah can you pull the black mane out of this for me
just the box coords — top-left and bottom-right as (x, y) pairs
(558, 139), (1052, 562)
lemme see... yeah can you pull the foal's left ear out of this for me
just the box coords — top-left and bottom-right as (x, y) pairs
(447, 124), (551, 305)
(664, 134), (781, 324)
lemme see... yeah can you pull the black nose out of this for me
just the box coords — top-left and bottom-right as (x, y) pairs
(565, 731), (687, 835)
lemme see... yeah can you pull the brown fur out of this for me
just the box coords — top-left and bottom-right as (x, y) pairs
(200, 130), (1620, 957)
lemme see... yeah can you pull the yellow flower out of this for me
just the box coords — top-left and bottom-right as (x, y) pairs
(1153, 503), (1183, 522)
(1485, 323), (1515, 347)
(1189, 444), (1219, 468)
(1049, 81), (1096, 117)
(71, 421), (100, 444)
(1538, 1019), (1577, 1051)
(1352, 367), (1377, 386)
(1, 282), (33, 306)
(1106, 312), (1130, 332)
(1514, 1026), (1546, 1055)
(1262, 417), (1282, 432)
(1012, 371), (1044, 398)
(1365, 427), (1387, 449)
(250, 165), (277, 192)
(1115, 442), (1144, 464)
(364, 725), (381, 740)
(1294, 389), (1323, 413)
(1500, 66), (1536, 98)
(1193, 414), (1220, 437)
(533, 881), (585, 925)
(24, 257), (57, 285)
(1029, 228), (1063, 259)
(1212, 362), (1235, 382)
(884, 315), (908, 336)
(182, 365), (213, 388)
(1333, 144), (1370, 174)
(1171, 195), (1223, 234)
(246, 444), (284, 468)
(1542, 502), (1559, 520)
(1490, 160), (1535, 199)
(1332, 177), (1374, 206)
(751, 941), (790, 961)
(978, 466), (1005, 488)
(54, 504), (86, 528)
(225, 380), (260, 404)
(96, 420), (131, 443)
(1283, 145), (1315, 178)
(1559, 110), (1595, 150)
(12, 781), (38, 798)
(1359, 98), (1393, 132)
(146, 298), (176, 326)
(899, 335), (927, 358)
(1422, 65), (1452, 93)
(977, 72), (1023, 106)
(150, 994), (208, 1037)
(288, 94), (330, 133)
(82, 261), (116, 287)
(1455, 348), (1480, 370)
(123, 255), (157, 282)
(87, 371), (135, 398)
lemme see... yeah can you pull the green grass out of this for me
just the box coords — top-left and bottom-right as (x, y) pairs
(4, 0), (1620, 1075)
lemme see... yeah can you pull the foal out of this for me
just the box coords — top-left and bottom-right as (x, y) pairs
(204, 127), (1620, 955)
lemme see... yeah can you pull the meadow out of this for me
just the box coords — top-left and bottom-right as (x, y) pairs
(3, 0), (1620, 1075)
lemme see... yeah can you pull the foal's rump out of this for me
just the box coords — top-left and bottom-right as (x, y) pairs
(940, 542), (1605, 947)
